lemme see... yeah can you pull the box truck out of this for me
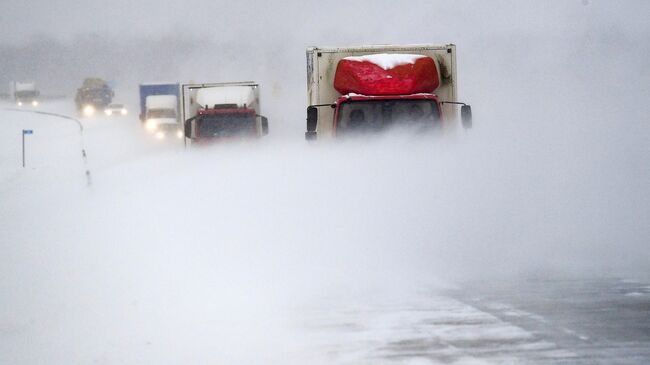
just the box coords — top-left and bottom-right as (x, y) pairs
(305, 44), (472, 140)
(182, 82), (269, 143)
(139, 83), (182, 139)
(10, 81), (40, 107)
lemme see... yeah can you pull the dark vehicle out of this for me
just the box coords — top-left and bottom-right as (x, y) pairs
(75, 78), (114, 117)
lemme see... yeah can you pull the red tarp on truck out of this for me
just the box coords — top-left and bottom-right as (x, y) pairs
(334, 54), (440, 96)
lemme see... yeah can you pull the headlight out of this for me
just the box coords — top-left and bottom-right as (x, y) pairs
(145, 119), (158, 131)
(176, 130), (184, 139)
(32, 100), (39, 106)
(82, 105), (95, 117)
(155, 131), (165, 139)
(17, 101), (23, 106)
(105, 109), (113, 116)
(121, 108), (128, 115)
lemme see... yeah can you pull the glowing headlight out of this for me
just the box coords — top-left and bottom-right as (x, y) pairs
(120, 108), (128, 115)
(82, 105), (95, 117)
(155, 131), (165, 139)
(105, 109), (113, 116)
(32, 100), (39, 106)
(145, 119), (158, 131)
(17, 101), (23, 106)
(176, 130), (184, 139)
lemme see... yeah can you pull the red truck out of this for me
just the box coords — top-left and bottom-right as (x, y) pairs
(305, 44), (472, 139)
(181, 82), (269, 144)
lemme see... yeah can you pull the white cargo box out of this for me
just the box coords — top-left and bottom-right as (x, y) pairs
(146, 95), (177, 109)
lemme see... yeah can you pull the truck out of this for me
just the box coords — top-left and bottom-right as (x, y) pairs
(182, 82), (269, 143)
(139, 83), (182, 139)
(75, 78), (114, 117)
(305, 44), (472, 140)
(10, 81), (40, 107)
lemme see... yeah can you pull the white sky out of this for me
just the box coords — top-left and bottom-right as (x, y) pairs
(1, 0), (649, 45)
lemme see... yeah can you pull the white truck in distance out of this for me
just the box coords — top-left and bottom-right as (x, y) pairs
(182, 82), (269, 143)
(305, 44), (472, 140)
(145, 95), (182, 139)
(10, 81), (40, 107)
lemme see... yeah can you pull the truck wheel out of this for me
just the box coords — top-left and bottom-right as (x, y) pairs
(305, 131), (317, 141)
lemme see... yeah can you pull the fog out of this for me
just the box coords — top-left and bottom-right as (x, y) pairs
(1, 0), (650, 363)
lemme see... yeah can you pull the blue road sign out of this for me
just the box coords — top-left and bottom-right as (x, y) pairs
(23, 129), (33, 135)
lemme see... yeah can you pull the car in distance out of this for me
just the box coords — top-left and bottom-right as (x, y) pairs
(104, 103), (128, 116)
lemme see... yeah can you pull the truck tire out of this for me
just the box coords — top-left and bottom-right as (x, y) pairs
(305, 131), (317, 141)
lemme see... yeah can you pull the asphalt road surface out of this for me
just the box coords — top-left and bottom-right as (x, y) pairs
(303, 277), (650, 364)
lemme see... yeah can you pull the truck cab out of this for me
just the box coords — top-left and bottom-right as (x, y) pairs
(332, 94), (442, 136)
(75, 78), (114, 117)
(193, 106), (260, 139)
(182, 83), (269, 144)
(143, 94), (182, 139)
(305, 45), (472, 140)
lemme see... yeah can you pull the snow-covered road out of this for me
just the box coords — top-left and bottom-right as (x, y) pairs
(1, 100), (649, 364)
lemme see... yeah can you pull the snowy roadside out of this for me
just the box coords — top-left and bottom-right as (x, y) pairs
(0, 102), (87, 192)
(0, 100), (178, 193)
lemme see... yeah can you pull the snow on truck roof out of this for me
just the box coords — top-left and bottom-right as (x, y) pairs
(343, 54), (427, 70)
(145, 94), (177, 108)
(196, 86), (256, 108)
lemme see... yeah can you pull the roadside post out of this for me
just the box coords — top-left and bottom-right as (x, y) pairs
(22, 129), (33, 167)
